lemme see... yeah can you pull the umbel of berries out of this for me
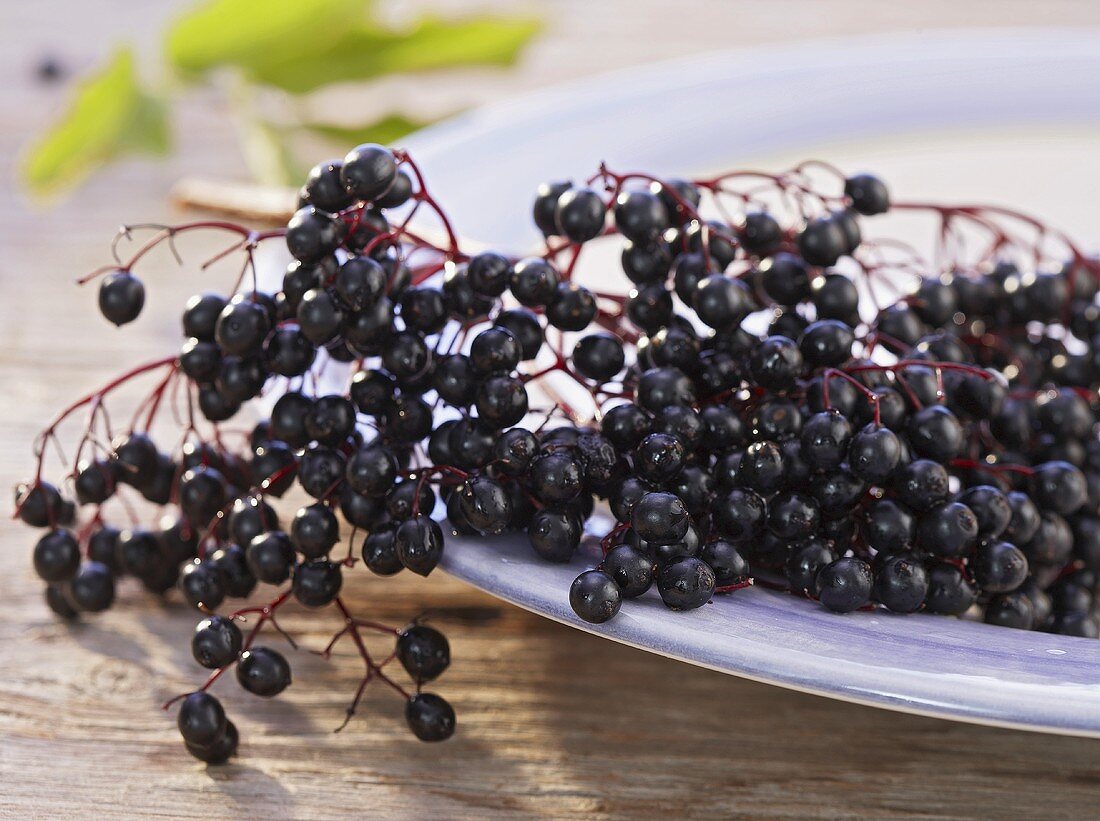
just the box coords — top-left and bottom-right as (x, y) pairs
(20, 144), (1100, 767)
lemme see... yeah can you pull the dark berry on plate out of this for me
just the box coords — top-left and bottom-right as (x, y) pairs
(873, 553), (928, 613)
(815, 557), (872, 613)
(657, 557), (715, 611)
(603, 545), (655, 598)
(570, 569), (622, 623)
(923, 562), (977, 615)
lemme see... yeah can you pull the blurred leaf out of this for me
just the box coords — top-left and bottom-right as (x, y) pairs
(166, 0), (365, 76)
(303, 113), (433, 147)
(22, 48), (169, 197)
(250, 14), (542, 94)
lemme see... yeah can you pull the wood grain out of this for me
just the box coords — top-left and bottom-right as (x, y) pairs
(3, 2), (1100, 818)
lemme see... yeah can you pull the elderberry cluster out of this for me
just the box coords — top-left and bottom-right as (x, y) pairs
(15, 142), (1100, 766)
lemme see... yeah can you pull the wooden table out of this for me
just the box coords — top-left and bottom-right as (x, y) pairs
(2, 3), (1100, 818)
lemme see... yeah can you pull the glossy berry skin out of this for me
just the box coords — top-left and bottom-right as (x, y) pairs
(847, 424), (901, 482)
(405, 693), (456, 742)
(179, 338), (221, 382)
(296, 287), (345, 344)
(786, 540), (836, 593)
(286, 207), (345, 264)
(236, 647), (292, 697)
(749, 336), (803, 391)
(510, 258), (559, 307)
(98, 270), (145, 326)
(738, 441), (786, 495)
(603, 545), (655, 598)
(183, 292), (228, 340)
(346, 445), (398, 497)
(633, 433), (685, 484)
(185, 720), (238, 764)
(873, 553), (928, 613)
(215, 299), (270, 356)
(302, 159), (352, 212)
(247, 531), (296, 584)
(614, 190), (669, 243)
(395, 516), (444, 576)
(467, 251), (512, 297)
(984, 592), (1034, 630)
(571, 333), (625, 382)
(360, 526), (401, 576)
(657, 557), (715, 611)
(758, 253), (811, 305)
(632, 491), (690, 545)
(179, 559), (227, 611)
(814, 557), (872, 613)
(334, 256), (385, 311)
(529, 452), (584, 505)
(1031, 461), (1088, 516)
(458, 476), (512, 535)
(396, 624), (451, 682)
(636, 367), (695, 412)
(191, 615), (243, 669)
(956, 485), (1011, 539)
(527, 508), (582, 562)
(177, 692), (226, 747)
(555, 187), (607, 242)
(768, 492), (820, 540)
(494, 308), (543, 360)
(923, 563), (977, 615)
(971, 540), (1029, 593)
(569, 570), (622, 623)
(693, 275), (751, 331)
(68, 562), (115, 612)
(290, 503), (340, 559)
(292, 559), (343, 607)
(916, 502), (979, 558)
(476, 376), (529, 428)
(800, 410), (853, 471)
(893, 459), (950, 511)
(799, 320), (853, 368)
(738, 211), (783, 256)
(907, 405), (964, 462)
(33, 529), (80, 583)
(861, 499), (915, 554)
(533, 180), (572, 235)
(797, 216), (849, 267)
(297, 445), (346, 499)
(700, 539), (750, 586)
(845, 173), (890, 215)
(546, 282), (597, 332)
(340, 143), (397, 201)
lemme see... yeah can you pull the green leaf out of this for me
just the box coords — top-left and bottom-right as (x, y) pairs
(21, 48), (170, 197)
(249, 14), (542, 95)
(166, 0), (365, 76)
(303, 113), (433, 147)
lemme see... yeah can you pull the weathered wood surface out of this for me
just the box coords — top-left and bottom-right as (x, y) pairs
(2, 2), (1100, 818)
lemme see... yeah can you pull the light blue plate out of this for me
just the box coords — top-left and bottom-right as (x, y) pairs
(406, 30), (1100, 735)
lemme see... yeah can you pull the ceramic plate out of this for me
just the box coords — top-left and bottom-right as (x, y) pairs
(398, 29), (1100, 735)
